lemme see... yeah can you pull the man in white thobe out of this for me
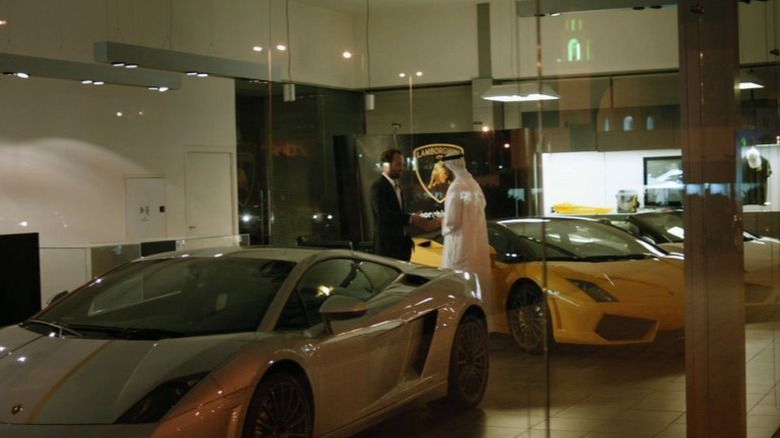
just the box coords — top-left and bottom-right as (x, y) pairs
(441, 151), (494, 330)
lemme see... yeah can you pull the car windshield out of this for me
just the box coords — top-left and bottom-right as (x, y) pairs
(502, 218), (666, 261)
(630, 211), (760, 243)
(629, 212), (686, 243)
(25, 257), (296, 339)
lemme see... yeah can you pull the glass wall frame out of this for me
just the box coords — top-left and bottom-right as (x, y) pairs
(252, 2), (778, 437)
(0, 0), (777, 436)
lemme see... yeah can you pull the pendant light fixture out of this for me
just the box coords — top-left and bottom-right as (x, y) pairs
(283, 0), (296, 102)
(364, 0), (375, 111)
(481, 82), (560, 102)
(738, 70), (765, 90)
(1, 52), (181, 90)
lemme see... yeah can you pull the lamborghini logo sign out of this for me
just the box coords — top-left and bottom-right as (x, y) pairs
(412, 143), (464, 204)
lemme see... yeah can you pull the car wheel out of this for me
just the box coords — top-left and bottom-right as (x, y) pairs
(507, 282), (551, 354)
(243, 370), (313, 438)
(442, 313), (489, 409)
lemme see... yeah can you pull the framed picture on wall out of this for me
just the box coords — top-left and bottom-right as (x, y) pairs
(644, 156), (683, 208)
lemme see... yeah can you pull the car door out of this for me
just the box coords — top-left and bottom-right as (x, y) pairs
(278, 257), (410, 431)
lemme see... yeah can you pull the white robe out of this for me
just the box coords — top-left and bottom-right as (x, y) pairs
(441, 158), (493, 330)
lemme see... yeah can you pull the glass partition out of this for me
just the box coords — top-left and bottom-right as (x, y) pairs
(739, 2), (780, 435)
(2, 0), (779, 436)
(244, 1), (685, 436)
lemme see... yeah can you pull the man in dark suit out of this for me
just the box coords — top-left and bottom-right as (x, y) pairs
(370, 148), (437, 261)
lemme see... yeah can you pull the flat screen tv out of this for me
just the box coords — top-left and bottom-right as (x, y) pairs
(644, 156), (683, 207)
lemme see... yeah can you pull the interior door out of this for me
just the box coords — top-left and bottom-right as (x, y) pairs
(185, 150), (235, 237)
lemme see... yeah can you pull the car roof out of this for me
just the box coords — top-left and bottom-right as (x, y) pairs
(138, 245), (428, 272)
(140, 245), (347, 263)
(493, 216), (600, 225)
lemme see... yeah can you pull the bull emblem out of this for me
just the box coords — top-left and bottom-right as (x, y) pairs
(412, 143), (464, 204)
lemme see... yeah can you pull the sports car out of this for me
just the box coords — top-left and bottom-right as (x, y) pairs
(0, 246), (488, 438)
(412, 217), (685, 353)
(610, 210), (780, 305)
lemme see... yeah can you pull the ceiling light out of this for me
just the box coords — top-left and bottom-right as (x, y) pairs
(283, 83), (296, 102)
(4, 71), (29, 79)
(111, 62), (138, 69)
(482, 83), (560, 102)
(0, 52), (180, 90)
(739, 71), (764, 90)
(95, 41), (279, 82)
(516, 0), (676, 17)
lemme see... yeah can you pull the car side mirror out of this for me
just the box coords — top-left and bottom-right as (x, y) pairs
(639, 235), (657, 245)
(46, 290), (69, 306)
(320, 294), (367, 335)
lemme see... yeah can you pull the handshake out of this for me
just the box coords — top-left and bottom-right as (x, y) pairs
(410, 213), (441, 232)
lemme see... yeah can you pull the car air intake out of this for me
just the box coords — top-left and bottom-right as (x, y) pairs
(398, 274), (430, 287)
(595, 314), (656, 341)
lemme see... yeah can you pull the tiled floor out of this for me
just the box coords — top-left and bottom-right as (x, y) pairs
(354, 313), (780, 438)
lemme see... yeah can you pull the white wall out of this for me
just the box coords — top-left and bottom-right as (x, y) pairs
(541, 149), (682, 214)
(0, 74), (235, 246)
(491, 6), (679, 81)
(0, 0), (776, 300)
(0, 0), (755, 246)
(365, 3), (479, 87)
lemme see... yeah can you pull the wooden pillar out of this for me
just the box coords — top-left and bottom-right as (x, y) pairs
(678, 1), (746, 436)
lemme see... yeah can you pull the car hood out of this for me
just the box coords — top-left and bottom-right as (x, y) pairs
(743, 238), (780, 276)
(546, 256), (684, 301)
(662, 239), (780, 288)
(0, 325), (256, 425)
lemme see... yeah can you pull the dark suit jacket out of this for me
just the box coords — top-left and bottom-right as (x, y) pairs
(370, 175), (413, 260)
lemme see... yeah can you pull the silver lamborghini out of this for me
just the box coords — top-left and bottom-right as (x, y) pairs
(0, 246), (489, 438)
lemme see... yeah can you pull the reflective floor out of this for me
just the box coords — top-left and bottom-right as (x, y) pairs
(354, 311), (780, 438)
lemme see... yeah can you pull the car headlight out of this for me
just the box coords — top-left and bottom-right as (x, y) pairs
(568, 279), (618, 302)
(116, 372), (209, 424)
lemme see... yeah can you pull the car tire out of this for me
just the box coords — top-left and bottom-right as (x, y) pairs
(439, 313), (489, 409)
(507, 282), (552, 354)
(242, 370), (313, 438)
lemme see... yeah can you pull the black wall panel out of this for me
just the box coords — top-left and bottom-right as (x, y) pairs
(0, 233), (41, 326)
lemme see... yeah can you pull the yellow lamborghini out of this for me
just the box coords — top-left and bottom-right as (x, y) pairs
(412, 217), (685, 353)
